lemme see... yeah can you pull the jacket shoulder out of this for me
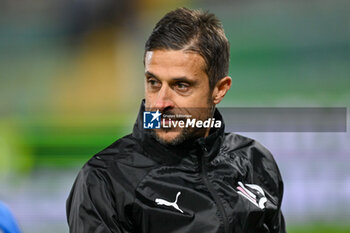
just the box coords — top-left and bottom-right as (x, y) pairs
(223, 133), (284, 202)
(87, 134), (158, 169)
(67, 134), (159, 227)
(76, 134), (159, 193)
(223, 132), (278, 167)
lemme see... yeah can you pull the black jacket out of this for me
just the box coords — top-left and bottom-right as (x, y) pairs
(66, 101), (286, 233)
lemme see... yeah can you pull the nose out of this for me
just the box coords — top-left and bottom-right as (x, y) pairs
(153, 85), (174, 111)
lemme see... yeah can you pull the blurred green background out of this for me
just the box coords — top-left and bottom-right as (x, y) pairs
(0, 0), (349, 232)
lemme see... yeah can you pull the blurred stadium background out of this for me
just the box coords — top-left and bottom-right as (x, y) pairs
(0, 0), (349, 232)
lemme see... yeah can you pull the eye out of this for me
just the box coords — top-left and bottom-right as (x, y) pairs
(175, 82), (190, 92)
(147, 77), (161, 89)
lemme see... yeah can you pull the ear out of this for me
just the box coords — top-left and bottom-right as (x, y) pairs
(212, 76), (232, 105)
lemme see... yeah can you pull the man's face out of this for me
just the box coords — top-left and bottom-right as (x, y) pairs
(144, 49), (214, 145)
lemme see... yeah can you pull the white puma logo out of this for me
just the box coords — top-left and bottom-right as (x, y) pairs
(155, 191), (184, 213)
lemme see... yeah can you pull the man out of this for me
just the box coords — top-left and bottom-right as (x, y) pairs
(67, 8), (286, 233)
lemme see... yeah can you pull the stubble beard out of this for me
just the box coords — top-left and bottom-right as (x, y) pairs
(151, 127), (194, 146)
(151, 97), (215, 146)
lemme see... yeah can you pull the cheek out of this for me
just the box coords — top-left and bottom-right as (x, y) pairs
(144, 92), (160, 110)
(144, 93), (152, 108)
(194, 89), (212, 105)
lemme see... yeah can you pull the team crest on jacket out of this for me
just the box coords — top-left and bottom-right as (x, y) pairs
(236, 182), (267, 210)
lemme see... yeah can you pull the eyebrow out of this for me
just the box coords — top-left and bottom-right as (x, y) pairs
(145, 71), (196, 84)
(145, 71), (158, 79)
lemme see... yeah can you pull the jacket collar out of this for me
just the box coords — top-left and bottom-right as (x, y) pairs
(132, 100), (225, 164)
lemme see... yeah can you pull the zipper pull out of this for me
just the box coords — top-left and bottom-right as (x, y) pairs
(199, 141), (207, 152)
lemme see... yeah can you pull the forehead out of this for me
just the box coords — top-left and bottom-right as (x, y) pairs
(145, 49), (207, 78)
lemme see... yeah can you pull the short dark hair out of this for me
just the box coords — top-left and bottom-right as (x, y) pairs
(145, 8), (230, 90)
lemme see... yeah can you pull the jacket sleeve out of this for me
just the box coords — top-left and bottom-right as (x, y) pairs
(251, 142), (286, 233)
(265, 207), (286, 233)
(66, 166), (133, 233)
(264, 178), (286, 233)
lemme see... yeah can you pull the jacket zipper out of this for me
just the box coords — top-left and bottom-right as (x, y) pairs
(199, 143), (229, 233)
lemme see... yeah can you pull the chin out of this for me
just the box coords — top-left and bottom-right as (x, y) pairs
(155, 130), (181, 144)
(152, 128), (200, 146)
